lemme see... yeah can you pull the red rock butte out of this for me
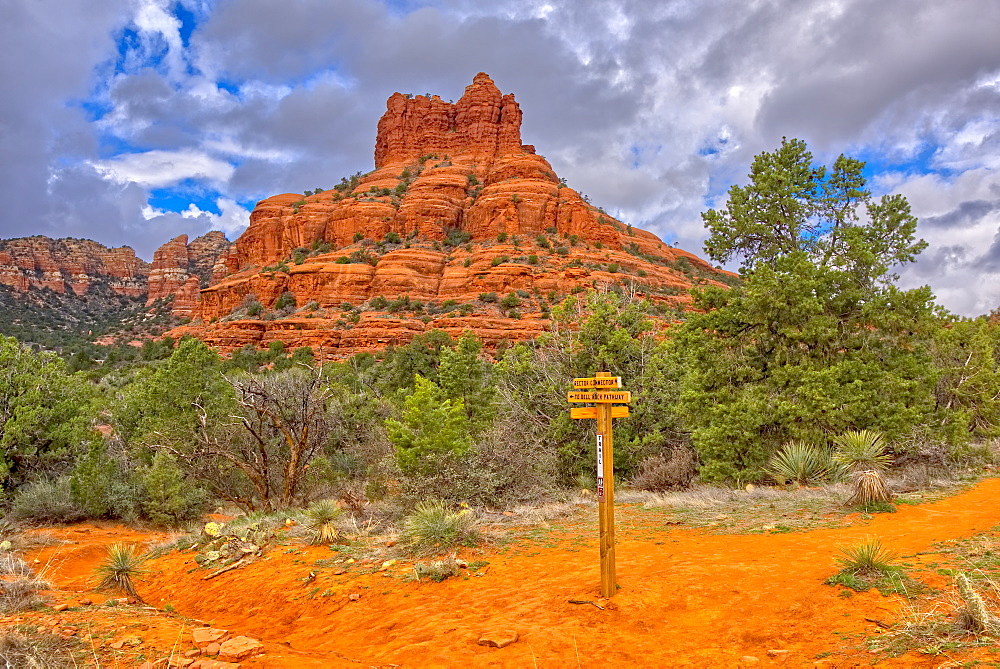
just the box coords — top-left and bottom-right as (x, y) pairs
(164, 72), (737, 357)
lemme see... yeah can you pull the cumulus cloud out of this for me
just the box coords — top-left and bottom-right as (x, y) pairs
(90, 149), (235, 188)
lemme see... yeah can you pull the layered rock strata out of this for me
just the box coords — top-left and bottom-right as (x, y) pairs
(0, 237), (148, 297)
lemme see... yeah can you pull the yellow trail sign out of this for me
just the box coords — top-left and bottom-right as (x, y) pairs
(571, 406), (629, 419)
(568, 371), (628, 599)
(573, 376), (622, 389)
(566, 390), (632, 403)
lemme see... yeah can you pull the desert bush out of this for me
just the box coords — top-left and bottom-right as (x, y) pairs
(274, 291), (297, 311)
(834, 430), (894, 506)
(413, 555), (460, 582)
(401, 501), (478, 554)
(836, 536), (899, 574)
(631, 449), (696, 491)
(9, 478), (85, 524)
(95, 543), (148, 603)
(847, 470), (893, 507)
(766, 440), (833, 485)
(826, 536), (916, 595)
(304, 499), (342, 544)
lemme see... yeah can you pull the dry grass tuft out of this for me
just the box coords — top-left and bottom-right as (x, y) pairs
(0, 630), (79, 668)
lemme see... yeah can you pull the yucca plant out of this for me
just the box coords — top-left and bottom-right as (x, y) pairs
(402, 500), (479, 554)
(833, 430), (894, 507)
(848, 469), (893, 506)
(94, 544), (147, 603)
(836, 536), (899, 576)
(304, 499), (342, 545)
(766, 440), (832, 485)
(832, 430), (892, 474)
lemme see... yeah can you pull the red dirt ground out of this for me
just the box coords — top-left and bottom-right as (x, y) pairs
(9, 478), (1000, 667)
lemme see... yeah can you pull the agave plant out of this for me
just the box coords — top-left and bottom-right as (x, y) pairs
(766, 440), (832, 486)
(305, 499), (342, 545)
(94, 543), (148, 603)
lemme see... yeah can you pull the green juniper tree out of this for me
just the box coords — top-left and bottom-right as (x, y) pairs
(673, 138), (939, 480)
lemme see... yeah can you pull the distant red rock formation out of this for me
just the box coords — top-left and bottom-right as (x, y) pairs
(0, 236), (148, 297)
(169, 73), (737, 357)
(147, 231), (231, 317)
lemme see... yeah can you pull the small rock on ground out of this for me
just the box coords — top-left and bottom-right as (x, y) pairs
(192, 628), (229, 649)
(218, 636), (264, 661)
(477, 631), (519, 648)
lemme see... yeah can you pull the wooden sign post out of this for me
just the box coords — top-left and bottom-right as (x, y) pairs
(569, 371), (631, 598)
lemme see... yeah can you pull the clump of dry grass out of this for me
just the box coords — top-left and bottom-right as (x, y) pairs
(0, 553), (50, 613)
(870, 572), (1000, 657)
(0, 630), (79, 668)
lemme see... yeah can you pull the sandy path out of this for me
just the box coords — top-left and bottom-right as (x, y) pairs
(24, 479), (1000, 667)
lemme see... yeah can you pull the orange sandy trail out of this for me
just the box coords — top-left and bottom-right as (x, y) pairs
(26, 480), (1000, 668)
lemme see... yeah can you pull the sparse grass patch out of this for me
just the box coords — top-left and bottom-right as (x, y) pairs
(0, 576), (50, 613)
(826, 536), (922, 597)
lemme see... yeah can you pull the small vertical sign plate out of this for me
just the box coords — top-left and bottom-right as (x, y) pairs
(596, 433), (605, 499)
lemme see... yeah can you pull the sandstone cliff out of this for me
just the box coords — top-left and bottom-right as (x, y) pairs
(169, 73), (737, 357)
(146, 231), (232, 318)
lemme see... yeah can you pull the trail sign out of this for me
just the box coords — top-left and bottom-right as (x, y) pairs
(573, 376), (622, 389)
(570, 406), (629, 419)
(567, 390), (632, 403)
(569, 371), (631, 598)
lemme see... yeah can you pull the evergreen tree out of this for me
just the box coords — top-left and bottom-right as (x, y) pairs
(386, 374), (470, 475)
(674, 139), (939, 480)
(0, 335), (99, 491)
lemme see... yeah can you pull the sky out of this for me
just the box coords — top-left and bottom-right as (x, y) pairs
(2, 0), (999, 316)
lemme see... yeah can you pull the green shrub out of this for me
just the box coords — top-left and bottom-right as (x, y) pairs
(491, 256), (509, 267)
(385, 232), (401, 244)
(528, 255), (539, 265)
(402, 501), (478, 554)
(139, 452), (208, 527)
(370, 295), (389, 310)
(496, 232), (508, 243)
(837, 536), (897, 573)
(353, 232), (364, 243)
(274, 291), (297, 311)
(833, 430), (892, 474)
(10, 478), (85, 524)
(479, 292), (498, 303)
(246, 300), (263, 316)
(500, 292), (520, 309)
(555, 246), (569, 256)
